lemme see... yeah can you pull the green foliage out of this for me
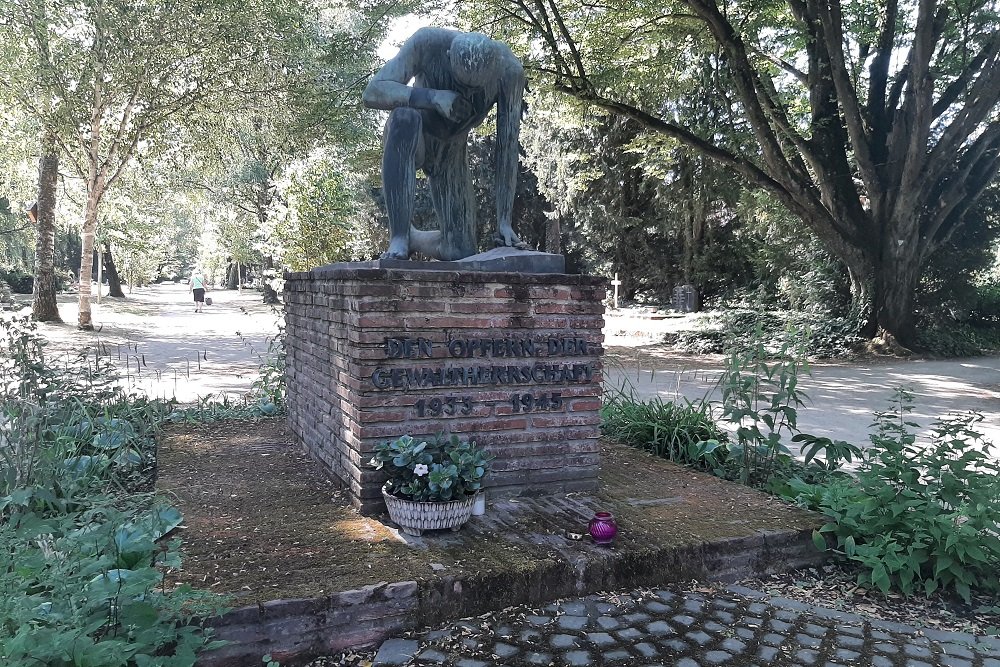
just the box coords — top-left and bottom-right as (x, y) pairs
(600, 387), (729, 472)
(971, 282), (1000, 323)
(370, 434), (493, 502)
(789, 389), (1000, 601)
(518, 101), (753, 300)
(915, 322), (1000, 357)
(712, 329), (810, 488)
(251, 327), (286, 413)
(0, 268), (33, 294)
(917, 184), (1000, 325)
(0, 496), (227, 667)
(280, 158), (357, 270)
(672, 325), (856, 491)
(0, 316), (228, 665)
(165, 394), (269, 424)
(675, 309), (864, 358)
(791, 433), (863, 472)
(603, 328), (860, 489)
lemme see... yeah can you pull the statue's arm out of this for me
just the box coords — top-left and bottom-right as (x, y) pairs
(495, 58), (526, 247)
(362, 42), (420, 110)
(362, 29), (468, 120)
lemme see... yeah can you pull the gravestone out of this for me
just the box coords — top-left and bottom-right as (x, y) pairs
(284, 252), (606, 514)
(672, 284), (699, 313)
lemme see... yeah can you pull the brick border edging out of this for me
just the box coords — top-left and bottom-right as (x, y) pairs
(196, 527), (825, 666)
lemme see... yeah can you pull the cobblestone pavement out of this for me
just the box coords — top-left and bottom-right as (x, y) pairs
(373, 585), (1000, 666)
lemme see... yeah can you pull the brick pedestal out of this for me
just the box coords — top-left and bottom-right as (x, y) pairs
(284, 264), (606, 514)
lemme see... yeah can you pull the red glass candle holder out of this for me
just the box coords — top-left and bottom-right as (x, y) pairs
(588, 511), (618, 545)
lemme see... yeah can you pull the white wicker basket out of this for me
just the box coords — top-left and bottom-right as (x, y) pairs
(382, 488), (477, 536)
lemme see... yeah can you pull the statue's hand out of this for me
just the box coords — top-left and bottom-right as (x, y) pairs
(432, 90), (473, 122)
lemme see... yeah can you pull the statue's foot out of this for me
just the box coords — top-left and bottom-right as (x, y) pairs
(381, 239), (410, 259)
(493, 233), (530, 250)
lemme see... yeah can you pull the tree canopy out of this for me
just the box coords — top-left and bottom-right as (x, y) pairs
(464, 0), (1000, 345)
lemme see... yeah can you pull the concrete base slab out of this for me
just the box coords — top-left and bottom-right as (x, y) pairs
(316, 248), (566, 274)
(158, 422), (824, 666)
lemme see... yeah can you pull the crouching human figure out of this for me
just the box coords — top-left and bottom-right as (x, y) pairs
(362, 28), (527, 261)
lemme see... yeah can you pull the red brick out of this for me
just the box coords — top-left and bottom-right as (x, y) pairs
(529, 413), (602, 428)
(533, 302), (604, 315)
(286, 269), (606, 509)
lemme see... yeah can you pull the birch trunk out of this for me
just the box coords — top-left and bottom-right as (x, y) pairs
(32, 132), (61, 322)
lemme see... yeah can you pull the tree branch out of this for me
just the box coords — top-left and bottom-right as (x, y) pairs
(682, 0), (811, 191)
(620, 13), (703, 45)
(921, 124), (1000, 252)
(931, 32), (1000, 118)
(814, 0), (879, 195)
(545, 0), (588, 82)
(885, 0), (942, 209)
(0, 224), (32, 235)
(747, 43), (808, 85)
(557, 83), (861, 252)
(866, 0), (898, 124)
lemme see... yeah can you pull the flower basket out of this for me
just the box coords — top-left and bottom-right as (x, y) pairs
(382, 487), (478, 536)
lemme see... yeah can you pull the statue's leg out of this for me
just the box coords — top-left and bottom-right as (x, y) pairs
(381, 108), (425, 259)
(425, 138), (477, 261)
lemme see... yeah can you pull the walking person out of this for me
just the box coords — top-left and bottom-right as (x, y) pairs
(189, 268), (208, 313)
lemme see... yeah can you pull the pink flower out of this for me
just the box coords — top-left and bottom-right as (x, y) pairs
(413, 464), (429, 476)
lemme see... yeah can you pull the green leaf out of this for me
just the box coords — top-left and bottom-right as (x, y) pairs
(844, 535), (856, 557)
(812, 530), (827, 551)
(871, 563), (891, 593)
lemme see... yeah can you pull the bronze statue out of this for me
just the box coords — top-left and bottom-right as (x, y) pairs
(363, 28), (527, 261)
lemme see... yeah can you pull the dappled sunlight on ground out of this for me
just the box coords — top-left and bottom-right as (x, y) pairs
(603, 347), (1000, 455)
(7, 283), (280, 402)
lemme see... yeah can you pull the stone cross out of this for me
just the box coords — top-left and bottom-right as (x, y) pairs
(611, 273), (621, 310)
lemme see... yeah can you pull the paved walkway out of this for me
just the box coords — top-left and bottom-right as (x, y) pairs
(15, 287), (1000, 445)
(10, 283), (280, 402)
(604, 355), (1000, 451)
(374, 585), (1000, 666)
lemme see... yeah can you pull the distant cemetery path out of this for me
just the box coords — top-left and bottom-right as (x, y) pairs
(11, 288), (999, 448)
(604, 312), (1000, 450)
(10, 282), (280, 403)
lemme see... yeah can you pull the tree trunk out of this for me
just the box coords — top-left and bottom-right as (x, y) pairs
(103, 242), (125, 297)
(261, 255), (279, 304)
(871, 247), (921, 350)
(78, 183), (103, 330)
(31, 133), (61, 322)
(545, 212), (562, 254)
(226, 262), (238, 289)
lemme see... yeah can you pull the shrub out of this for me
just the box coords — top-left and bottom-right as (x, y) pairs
(601, 386), (729, 472)
(0, 496), (227, 666)
(972, 282), (1000, 323)
(0, 269), (32, 294)
(673, 308), (864, 358)
(915, 322), (1000, 357)
(788, 389), (1000, 601)
(236, 307), (286, 417)
(709, 328), (812, 488)
(0, 316), (228, 665)
(606, 328), (861, 489)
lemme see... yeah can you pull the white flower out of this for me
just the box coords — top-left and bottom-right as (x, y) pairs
(413, 463), (429, 477)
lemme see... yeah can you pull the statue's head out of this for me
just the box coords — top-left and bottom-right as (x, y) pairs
(448, 32), (498, 86)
